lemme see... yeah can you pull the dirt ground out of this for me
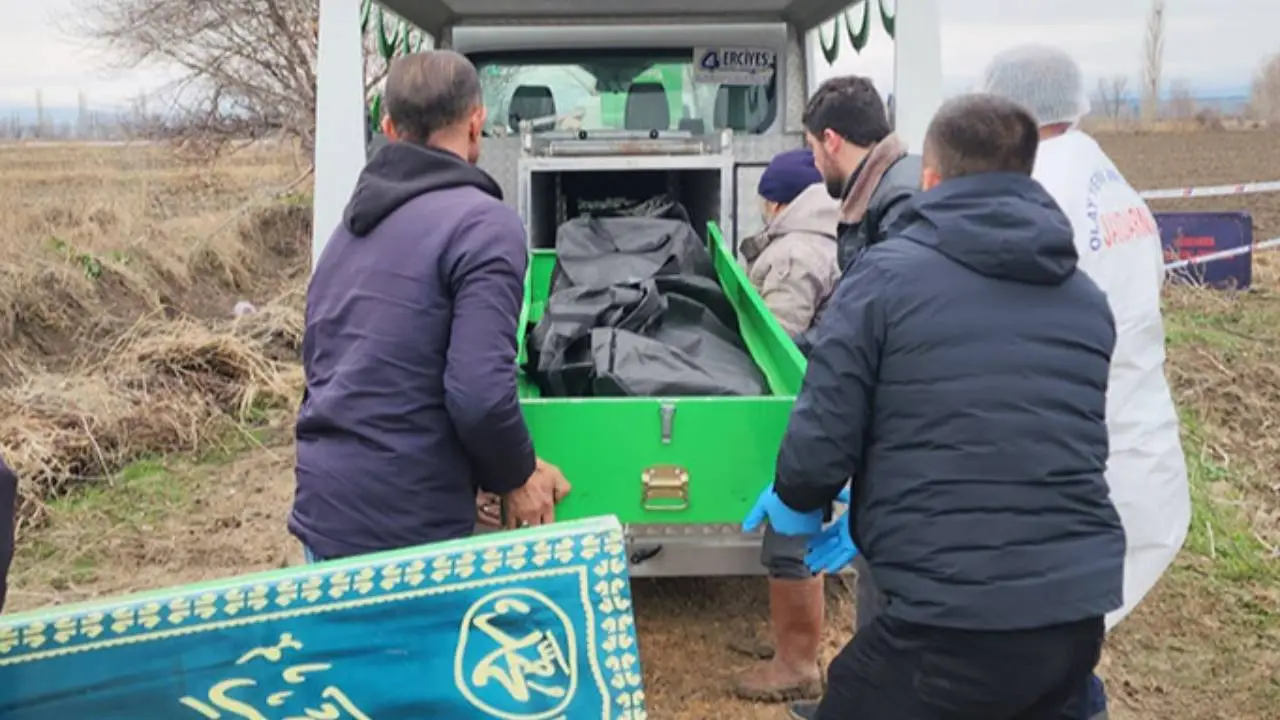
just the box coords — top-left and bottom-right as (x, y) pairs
(4, 130), (1280, 719)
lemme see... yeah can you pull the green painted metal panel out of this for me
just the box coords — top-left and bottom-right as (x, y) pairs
(517, 222), (803, 525)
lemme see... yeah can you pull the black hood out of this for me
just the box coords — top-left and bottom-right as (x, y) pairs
(890, 173), (1078, 285)
(342, 142), (503, 237)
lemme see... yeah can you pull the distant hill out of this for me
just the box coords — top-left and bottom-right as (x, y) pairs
(942, 80), (1252, 114)
(0, 104), (135, 140)
(1108, 90), (1251, 117)
(0, 106), (111, 125)
(1193, 92), (1251, 115)
(0, 86), (1257, 131)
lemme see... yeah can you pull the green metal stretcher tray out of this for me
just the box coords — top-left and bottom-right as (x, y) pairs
(517, 222), (805, 525)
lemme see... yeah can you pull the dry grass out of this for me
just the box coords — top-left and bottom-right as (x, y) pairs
(2, 131), (1280, 719)
(0, 143), (312, 528)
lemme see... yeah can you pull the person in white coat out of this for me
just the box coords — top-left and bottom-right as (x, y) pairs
(980, 45), (1191, 719)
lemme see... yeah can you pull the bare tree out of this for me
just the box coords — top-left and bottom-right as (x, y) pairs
(1094, 75), (1129, 123)
(67, 0), (320, 157)
(1166, 79), (1196, 120)
(67, 0), (521, 157)
(1141, 0), (1166, 123)
(1250, 52), (1280, 124)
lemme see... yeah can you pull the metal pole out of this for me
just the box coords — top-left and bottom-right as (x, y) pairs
(892, 0), (943, 153)
(312, 0), (369, 270)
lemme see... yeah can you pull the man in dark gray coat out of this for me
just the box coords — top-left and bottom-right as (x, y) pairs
(792, 76), (917, 361)
(802, 75), (920, 272)
(772, 94), (1126, 719)
(291, 51), (569, 562)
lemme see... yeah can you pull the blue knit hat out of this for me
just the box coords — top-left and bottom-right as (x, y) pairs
(758, 148), (823, 204)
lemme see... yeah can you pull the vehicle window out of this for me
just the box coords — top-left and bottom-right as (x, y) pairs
(472, 49), (778, 135)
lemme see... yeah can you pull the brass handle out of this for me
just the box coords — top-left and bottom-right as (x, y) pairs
(642, 465), (690, 512)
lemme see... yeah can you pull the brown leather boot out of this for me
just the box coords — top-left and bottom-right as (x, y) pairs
(730, 576), (824, 702)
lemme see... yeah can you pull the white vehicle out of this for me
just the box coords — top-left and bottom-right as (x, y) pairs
(311, 0), (943, 577)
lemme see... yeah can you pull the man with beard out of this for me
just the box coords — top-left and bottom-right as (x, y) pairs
(803, 76), (920, 278)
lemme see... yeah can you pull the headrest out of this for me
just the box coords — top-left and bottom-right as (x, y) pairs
(624, 82), (670, 131)
(508, 85), (557, 131)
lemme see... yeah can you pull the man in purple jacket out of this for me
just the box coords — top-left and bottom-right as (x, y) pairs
(1, 456), (16, 611)
(290, 50), (569, 562)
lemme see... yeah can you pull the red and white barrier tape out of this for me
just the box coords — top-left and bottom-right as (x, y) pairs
(1164, 237), (1280, 271)
(1141, 180), (1280, 200)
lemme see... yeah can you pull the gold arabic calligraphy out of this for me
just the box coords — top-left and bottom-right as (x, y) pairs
(178, 633), (371, 719)
(471, 598), (571, 701)
(455, 588), (579, 720)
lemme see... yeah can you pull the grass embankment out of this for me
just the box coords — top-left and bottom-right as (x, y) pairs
(0, 145), (311, 531)
(1097, 265), (1280, 719)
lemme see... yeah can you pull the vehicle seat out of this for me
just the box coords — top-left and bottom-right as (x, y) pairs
(625, 82), (670, 131)
(509, 85), (557, 131)
(714, 85), (750, 131)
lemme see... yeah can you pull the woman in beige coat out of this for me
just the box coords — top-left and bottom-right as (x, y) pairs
(731, 148), (840, 702)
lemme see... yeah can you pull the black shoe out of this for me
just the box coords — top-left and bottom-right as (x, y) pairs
(788, 700), (820, 720)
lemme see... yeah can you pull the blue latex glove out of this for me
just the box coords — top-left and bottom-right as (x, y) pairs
(805, 508), (859, 574)
(742, 482), (824, 536)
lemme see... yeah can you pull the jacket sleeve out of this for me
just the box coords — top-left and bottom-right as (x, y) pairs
(775, 252), (888, 512)
(757, 250), (830, 337)
(441, 207), (538, 495)
(869, 156), (921, 245)
(0, 457), (16, 612)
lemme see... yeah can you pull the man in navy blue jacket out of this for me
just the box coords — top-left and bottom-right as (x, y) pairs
(290, 51), (569, 562)
(763, 93), (1126, 719)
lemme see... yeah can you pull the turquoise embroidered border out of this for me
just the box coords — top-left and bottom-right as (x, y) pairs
(0, 517), (646, 719)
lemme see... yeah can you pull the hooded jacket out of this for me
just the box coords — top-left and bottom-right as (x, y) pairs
(775, 172), (1126, 631)
(740, 183), (841, 336)
(290, 142), (536, 560)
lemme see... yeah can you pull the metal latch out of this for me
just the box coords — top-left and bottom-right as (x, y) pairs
(658, 402), (676, 444)
(641, 465), (690, 512)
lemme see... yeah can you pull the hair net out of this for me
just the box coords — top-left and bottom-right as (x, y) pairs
(979, 45), (1091, 127)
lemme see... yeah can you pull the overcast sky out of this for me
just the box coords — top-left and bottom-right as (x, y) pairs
(0, 0), (1273, 108)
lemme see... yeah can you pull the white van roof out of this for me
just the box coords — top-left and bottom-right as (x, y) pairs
(377, 0), (856, 37)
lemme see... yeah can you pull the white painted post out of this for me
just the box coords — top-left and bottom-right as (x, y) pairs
(312, 0), (368, 270)
(892, 0), (943, 153)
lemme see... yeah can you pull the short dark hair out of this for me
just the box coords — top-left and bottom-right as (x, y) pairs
(802, 76), (891, 147)
(383, 50), (482, 143)
(923, 93), (1040, 180)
